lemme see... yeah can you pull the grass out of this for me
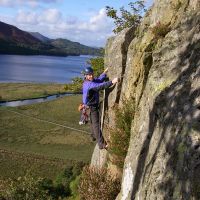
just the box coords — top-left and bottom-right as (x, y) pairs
(0, 82), (67, 101)
(0, 92), (94, 180)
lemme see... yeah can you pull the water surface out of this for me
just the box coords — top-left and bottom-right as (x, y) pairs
(0, 55), (92, 83)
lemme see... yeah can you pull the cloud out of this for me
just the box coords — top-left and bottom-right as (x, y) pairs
(52, 8), (114, 46)
(16, 10), (38, 25)
(0, 0), (60, 8)
(1, 7), (114, 47)
(16, 8), (62, 25)
(38, 9), (62, 24)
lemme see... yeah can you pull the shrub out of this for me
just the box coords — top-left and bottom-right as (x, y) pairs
(2, 173), (50, 200)
(87, 57), (104, 77)
(79, 166), (120, 200)
(64, 57), (105, 92)
(69, 175), (81, 199)
(64, 77), (83, 92)
(151, 22), (171, 39)
(109, 98), (135, 168)
(172, 0), (182, 11)
(43, 90), (48, 96)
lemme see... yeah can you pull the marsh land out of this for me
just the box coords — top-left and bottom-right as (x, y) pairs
(0, 83), (94, 181)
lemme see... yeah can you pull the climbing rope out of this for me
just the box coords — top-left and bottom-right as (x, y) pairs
(4, 109), (90, 134)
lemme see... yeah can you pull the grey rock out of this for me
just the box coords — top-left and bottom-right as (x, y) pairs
(90, 144), (108, 168)
(91, 0), (200, 199)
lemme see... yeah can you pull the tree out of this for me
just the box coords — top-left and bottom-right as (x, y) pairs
(64, 57), (104, 92)
(106, 1), (146, 34)
(87, 57), (104, 77)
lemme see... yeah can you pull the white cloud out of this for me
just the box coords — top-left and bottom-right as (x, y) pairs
(15, 8), (62, 25)
(0, 7), (114, 47)
(16, 10), (38, 25)
(0, 0), (13, 6)
(0, 0), (60, 8)
(39, 9), (62, 24)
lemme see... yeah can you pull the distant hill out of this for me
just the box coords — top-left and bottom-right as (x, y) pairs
(50, 38), (101, 56)
(0, 21), (101, 56)
(29, 32), (51, 43)
(0, 21), (41, 44)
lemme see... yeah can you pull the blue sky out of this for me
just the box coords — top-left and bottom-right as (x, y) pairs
(0, 0), (153, 47)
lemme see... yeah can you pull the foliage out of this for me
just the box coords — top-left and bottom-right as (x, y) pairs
(2, 172), (50, 200)
(50, 39), (102, 56)
(109, 98), (135, 168)
(79, 166), (120, 200)
(106, 1), (146, 33)
(1, 163), (86, 200)
(69, 175), (81, 199)
(64, 77), (83, 92)
(87, 57), (104, 77)
(54, 162), (85, 199)
(172, 0), (182, 11)
(151, 22), (171, 39)
(64, 57), (104, 92)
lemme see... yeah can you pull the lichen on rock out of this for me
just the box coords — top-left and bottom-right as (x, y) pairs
(90, 0), (200, 199)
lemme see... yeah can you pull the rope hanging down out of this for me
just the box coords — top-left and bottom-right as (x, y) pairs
(4, 109), (90, 134)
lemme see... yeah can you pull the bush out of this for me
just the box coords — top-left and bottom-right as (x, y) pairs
(64, 77), (83, 92)
(151, 22), (171, 39)
(109, 98), (135, 168)
(2, 173), (50, 200)
(69, 175), (81, 199)
(64, 57), (105, 93)
(79, 166), (120, 200)
(87, 57), (104, 77)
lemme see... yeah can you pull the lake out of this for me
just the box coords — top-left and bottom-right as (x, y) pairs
(0, 55), (92, 83)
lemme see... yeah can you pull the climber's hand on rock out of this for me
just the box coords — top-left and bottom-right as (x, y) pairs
(103, 67), (108, 74)
(112, 77), (118, 84)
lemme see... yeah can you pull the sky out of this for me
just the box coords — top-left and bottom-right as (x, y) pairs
(0, 0), (154, 47)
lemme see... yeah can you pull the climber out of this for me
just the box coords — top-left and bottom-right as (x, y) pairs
(82, 66), (118, 149)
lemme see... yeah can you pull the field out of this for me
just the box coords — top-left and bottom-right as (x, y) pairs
(0, 84), (94, 181)
(0, 82), (67, 101)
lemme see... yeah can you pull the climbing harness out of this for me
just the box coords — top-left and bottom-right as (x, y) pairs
(79, 104), (89, 125)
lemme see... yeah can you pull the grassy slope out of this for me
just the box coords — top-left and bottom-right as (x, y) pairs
(0, 94), (94, 180)
(0, 83), (67, 101)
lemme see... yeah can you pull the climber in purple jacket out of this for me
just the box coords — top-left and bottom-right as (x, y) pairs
(82, 66), (118, 149)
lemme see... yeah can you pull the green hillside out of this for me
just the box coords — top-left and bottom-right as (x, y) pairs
(0, 21), (101, 56)
(50, 38), (101, 55)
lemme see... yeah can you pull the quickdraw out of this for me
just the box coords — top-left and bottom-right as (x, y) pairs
(78, 104), (89, 125)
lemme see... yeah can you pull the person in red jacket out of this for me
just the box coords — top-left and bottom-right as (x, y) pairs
(82, 67), (118, 149)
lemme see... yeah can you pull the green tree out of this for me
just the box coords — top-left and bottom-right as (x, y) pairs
(64, 57), (105, 92)
(106, 1), (146, 33)
(88, 57), (104, 77)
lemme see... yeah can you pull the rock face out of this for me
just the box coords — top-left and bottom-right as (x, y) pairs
(90, 144), (108, 168)
(93, 0), (200, 199)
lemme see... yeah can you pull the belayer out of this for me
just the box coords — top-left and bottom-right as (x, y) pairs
(81, 66), (118, 150)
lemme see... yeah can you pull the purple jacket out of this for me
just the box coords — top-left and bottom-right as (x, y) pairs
(82, 73), (112, 106)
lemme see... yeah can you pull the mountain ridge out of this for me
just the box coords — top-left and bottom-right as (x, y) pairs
(0, 21), (101, 56)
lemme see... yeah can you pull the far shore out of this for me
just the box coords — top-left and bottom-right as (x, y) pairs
(0, 82), (79, 102)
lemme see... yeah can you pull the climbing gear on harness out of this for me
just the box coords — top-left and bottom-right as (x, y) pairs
(79, 104), (89, 125)
(78, 103), (84, 112)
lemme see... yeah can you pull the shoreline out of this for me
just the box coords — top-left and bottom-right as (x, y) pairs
(0, 91), (82, 103)
(0, 82), (82, 102)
